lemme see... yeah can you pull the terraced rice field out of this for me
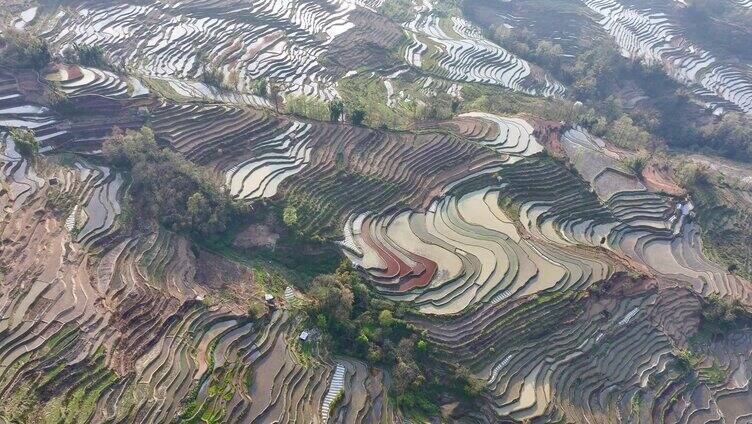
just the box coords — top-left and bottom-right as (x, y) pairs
(0, 68), (146, 152)
(5, 73), (752, 419)
(0, 133), (45, 211)
(67, 163), (125, 248)
(333, 114), (752, 420)
(149, 102), (510, 235)
(416, 282), (705, 422)
(38, 0), (401, 100)
(0, 71), (71, 148)
(402, 0), (565, 97)
(582, 0), (752, 113)
(463, 0), (605, 58)
(0, 140), (399, 421)
(4, 1), (752, 422)
(343, 187), (613, 314)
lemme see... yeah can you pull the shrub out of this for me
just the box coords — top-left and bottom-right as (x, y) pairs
(9, 128), (39, 156)
(45, 89), (76, 114)
(455, 365), (486, 398)
(329, 390), (344, 417)
(622, 155), (647, 177)
(417, 92), (456, 121)
(247, 299), (267, 319)
(202, 67), (225, 88)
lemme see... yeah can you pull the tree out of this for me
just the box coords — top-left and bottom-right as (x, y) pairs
(186, 192), (211, 229)
(308, 275), (354, 324)
(193, 49), (228, 89)
(378, 310), (394, 327)
(393, 357), (422, 394)
(329, 99), (344, 123)
(102, 127), (157, 167)
(623, 155), (647, 177)
(350, 108), (366, 125)
(416, 339), (428, 351)
(607, 115), (651, 149)
(392, 336), (425, 396)
(255, 79), (268, 97)
(187, 192), (208, 213)
(72, 43), (109, 68)
(269, 81), (281, 113)
(45, 89), (74, 114)
(202, 66), (225, 89)
(194, 48), (209, 73)
(9, 128), (38, 157)
(534, 40), (564, 68)
(282, 206), (298, 227)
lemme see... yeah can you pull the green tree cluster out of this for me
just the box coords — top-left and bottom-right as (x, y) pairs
(306, 261), (485, 417)
(285, 95), (330, 121)
(417, 92), (458, 121)
(9, 128), (39, 157)
(0, 30), (51, 70)
(255, 79), (268, 97)
(329, 99), (344, 123)
(350, 108), (366, 126)
(674, 161), (711, 189)
(493, 26), (563, 70)
(282, 206), (299, 228)
(699, 113), (752, 160)
(70, 44), (109, 69)
(338, 77), (402, 128)
(700, 295), (751, 338)
(102, 127), (246, 237)
(378, 0), (414, 23)
(607, 115), (651, 149)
